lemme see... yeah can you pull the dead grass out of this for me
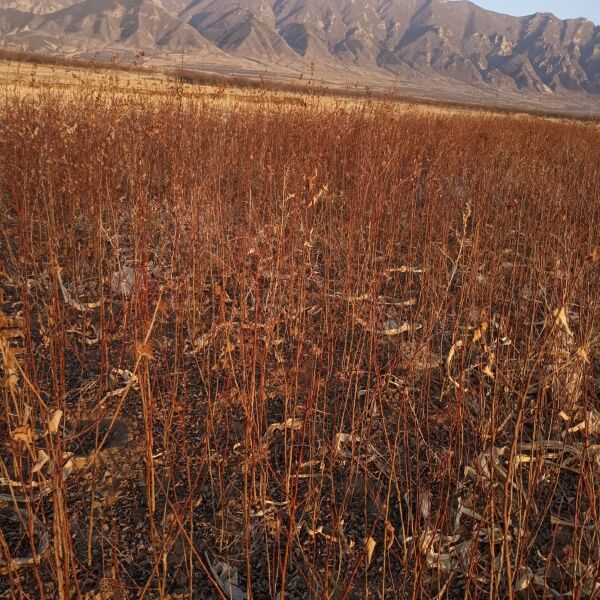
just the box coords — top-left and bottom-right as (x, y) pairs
(3, 57), (587, 123)
(1, 72), (600, 600)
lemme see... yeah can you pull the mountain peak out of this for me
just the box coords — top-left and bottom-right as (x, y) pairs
(1, 0), (599, 108)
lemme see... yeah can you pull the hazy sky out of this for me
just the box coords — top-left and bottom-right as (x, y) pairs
(471, 1), (599, 24)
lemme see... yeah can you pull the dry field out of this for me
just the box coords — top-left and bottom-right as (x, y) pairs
(0, 58), (519, 118)
(1, 62), (600, 599)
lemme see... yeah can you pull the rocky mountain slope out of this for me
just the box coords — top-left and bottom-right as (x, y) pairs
(1, 0), (600, 106)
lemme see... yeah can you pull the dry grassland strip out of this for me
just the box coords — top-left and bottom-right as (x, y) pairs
(0, 58), (538, 120)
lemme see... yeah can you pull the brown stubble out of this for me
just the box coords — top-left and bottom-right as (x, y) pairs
(0, 82), (600, 599)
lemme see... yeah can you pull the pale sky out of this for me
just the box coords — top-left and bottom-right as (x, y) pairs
(470, 1), (599, 24)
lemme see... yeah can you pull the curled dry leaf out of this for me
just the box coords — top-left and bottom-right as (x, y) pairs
(0, 337), (20, 391)
(413, 530), (462, 573)
(263, 418), (303, 442)
(343, 292), (415, 307)
(1, 452), (75, 509)
(568, 410), (600, 435)
(10, 426), (35, 444)
(205, 553), (247, 600)
(456, 497), (485, 524)
(549, 515), (596, 530)
(0, 511), (50, 576)
(61, 453), (75, 481)
(55, 266), (101, 312)
(465, 446), (512, 490)
(446, 340), (465, 390)
(335, 432), (360, 453)
(303, 520), (340, 542)
(384, 521), (395, 550)
(577, 346), (590, 363)
(65, 324), (99, 346)
(483, 361), (495, 379)
(517, 568), (570, 598)
(419, 488), (432, 521)
(384, 265), (424, 274)
(381, 320), (414, 336)
(47, 409), (63, 434)
(515, 568), (543, 592)
(364, 536), (376, 566)
(111, 265), (135, 297)
(354, 316), (420, 337)
(472, 322), (488, 344)
(306, 184), (328, 209)
(588, 445), (600, 470)
(99, 369), (138, 406)
(553, 306), (574, 338)
(32, 449), (50, 474)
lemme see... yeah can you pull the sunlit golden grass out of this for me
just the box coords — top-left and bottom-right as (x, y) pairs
(1, 70), (600, 599)
(0, 58), (539, 120)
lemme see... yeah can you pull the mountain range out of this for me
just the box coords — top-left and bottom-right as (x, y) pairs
(2, 0), (600, 111)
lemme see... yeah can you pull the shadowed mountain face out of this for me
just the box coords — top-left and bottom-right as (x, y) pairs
(2, 0), (600, 100)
